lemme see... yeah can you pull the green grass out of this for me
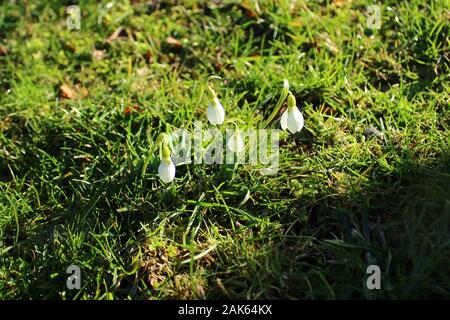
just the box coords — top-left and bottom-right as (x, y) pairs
(0, 0), (449, 299)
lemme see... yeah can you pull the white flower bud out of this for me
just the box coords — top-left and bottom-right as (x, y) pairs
(158, 144), (175, 183)
(280, 93), (304, 134)
(227, 128), (244, 153)
(207, 97), (225, 125)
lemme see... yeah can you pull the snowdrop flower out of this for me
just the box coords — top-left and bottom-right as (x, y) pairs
(280, 92), (304, 134)
(227, 127), (244, 153)
(206, 85), (225, 125)
(158, 143), (175, 183)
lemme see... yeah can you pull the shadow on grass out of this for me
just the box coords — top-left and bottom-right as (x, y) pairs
(1, 116), (449, 299)
(211, 150), (450, 299)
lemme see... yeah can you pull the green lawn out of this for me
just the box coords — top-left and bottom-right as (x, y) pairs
(0, 0), (449, 299)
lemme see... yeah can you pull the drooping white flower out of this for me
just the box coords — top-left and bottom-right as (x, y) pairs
(206, 86), (225, 125)
(280, 93), (304, 134)
(227, 127), (244, 153)
(207, 97), (225, 125)
(158, 159), (175, 183)
(158, 144), (175, 183)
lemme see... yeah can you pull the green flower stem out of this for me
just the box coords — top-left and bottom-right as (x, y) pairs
(262, 79), (289, 128)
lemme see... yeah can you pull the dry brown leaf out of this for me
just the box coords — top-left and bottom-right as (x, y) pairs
(333, 0), (352, 7)
(60, 83), (88, 100)
(107, 27), (129, 42)
(60, 84), (77, 100)
(289, 20), (303, 27)
(166, 36), (182, 48)
(240, 0), (259, 18)
(0, 46), (8, 56)
(0, 116), (12, 132)
(64, 42), (77, 53)
(124, 105), (143, 115)
(144, 49), (152, 64)
(91, 49), (105, 61)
